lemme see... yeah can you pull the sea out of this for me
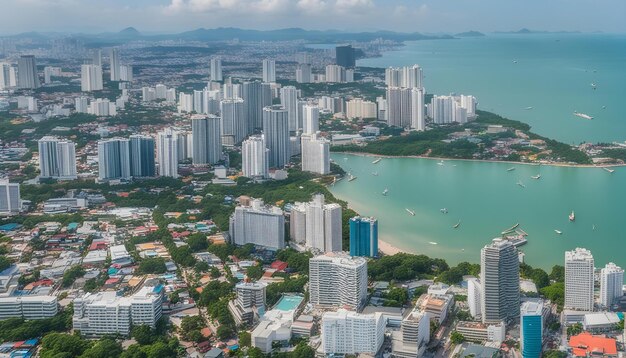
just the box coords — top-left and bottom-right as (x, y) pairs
(329, 34), (626, 270)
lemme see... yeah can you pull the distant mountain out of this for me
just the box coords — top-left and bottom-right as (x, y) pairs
(495, 28), (582, 34)
(1, 27), (455, 44)
(455, 31), (485, 37)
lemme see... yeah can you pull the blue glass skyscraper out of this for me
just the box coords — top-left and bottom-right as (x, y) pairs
(520, 301), (543, 358)
(349, 216), (378, 257)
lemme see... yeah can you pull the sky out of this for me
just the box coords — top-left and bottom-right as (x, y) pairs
(2, 0), (625, 35)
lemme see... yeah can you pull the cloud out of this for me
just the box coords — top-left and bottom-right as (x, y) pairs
(164, 0), (295, 14)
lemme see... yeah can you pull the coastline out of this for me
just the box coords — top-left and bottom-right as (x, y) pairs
(378, 239), (404, 256)
(332, 151), (626, 169)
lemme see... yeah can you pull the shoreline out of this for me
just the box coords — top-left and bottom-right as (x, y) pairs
(332, 151), (626, 169)
(378, 239), (404, 256)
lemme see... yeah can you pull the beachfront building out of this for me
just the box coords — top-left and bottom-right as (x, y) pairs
(565, 248), (595, 311)
(309, 253), (368, 310)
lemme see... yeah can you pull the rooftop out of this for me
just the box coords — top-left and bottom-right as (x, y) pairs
(569, 332), (617, 357)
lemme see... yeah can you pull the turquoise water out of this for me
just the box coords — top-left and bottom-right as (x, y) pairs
(274, 294), (304, 311)
(330, 153), (625, 270)
(359, 34), (626, 144)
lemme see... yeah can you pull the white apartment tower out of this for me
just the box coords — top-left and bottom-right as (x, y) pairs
(600, 262), (624, 308)
(385, 65), (423, 88)
(0, 180), (21, 215)
(411, 87), (426, 131)
(109, 48), (120, 81)
(301, 133), (330, 175)
(157, 128), (179, 178)
(304, 194), (342, 252)
(302, 104), (319, 134)
(309, 253), (368, 310)
(229, 199), (285, 250)
(565, 248), (595, 311)
(80, 64), (103, 92)
(97, 138), (131, 181)
(191, 115), (222, 165)
(467, 278), (482, 319)
(262, 59), (276, 83)
(280, 86), (299, 131)
(242, 135), (269, 180)
(480, 238), (520, 324)
(220, 98), (247, 146)
(262, 106), (291, 168)
(210, 57), (223, 81)
(322, 309), (385, 355)
(38, 136), (77, 180)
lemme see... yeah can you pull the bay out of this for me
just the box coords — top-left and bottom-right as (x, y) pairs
(329, 153), (624, 270)
(358, 33), (626, 144)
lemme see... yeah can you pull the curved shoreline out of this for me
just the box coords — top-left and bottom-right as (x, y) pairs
(332, 151), (626, 169)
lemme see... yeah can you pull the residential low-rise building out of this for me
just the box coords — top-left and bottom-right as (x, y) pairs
(455, 321), (506, 344)
(0, 295), (58, 320)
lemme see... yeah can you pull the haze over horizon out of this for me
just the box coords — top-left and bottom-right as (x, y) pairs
(2, 0), (625, 35)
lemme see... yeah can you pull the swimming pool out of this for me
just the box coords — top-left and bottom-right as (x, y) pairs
(273, 294), (304, 312)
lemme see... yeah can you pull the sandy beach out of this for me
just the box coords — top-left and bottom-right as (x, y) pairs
(378, 239), (404, 256)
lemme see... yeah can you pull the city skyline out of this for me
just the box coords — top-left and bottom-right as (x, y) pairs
(1, 0), (625, 35)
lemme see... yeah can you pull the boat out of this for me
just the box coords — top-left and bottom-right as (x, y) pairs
(372, 158), (382, 164)
(382, 188), (388, 196)
(513, 60), (518, 64)
(569, 210), (575, 222)
(507, 167), (516, 172)
(602, 106), (606, 109)
(405, 208), (415, 216)
(429, 242), (438, 245)
(517, 181), (526, 188)
(348, 173), (357, 182)
(591, 82), (597, 90)
(371, 171), (379, 176)
(437, 160), (444, 166)
(524, 106), (533, 110)
(531, 174), (541, 180)
(573, 111), (593, 120)
(343, 157), (348, 161)
(501, 223), (520, 235)
(453, 220), (461, 229)
(603, 167), (615, 173)
(440, 208), (448, 214)
(554, 229), (563, 235)
(592, 224), (596, 231)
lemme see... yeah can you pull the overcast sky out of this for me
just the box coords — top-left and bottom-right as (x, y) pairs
(3, 0), (625, 35)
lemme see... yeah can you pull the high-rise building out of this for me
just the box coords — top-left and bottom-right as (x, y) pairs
(220, 98), (247, 146)
(75, 97), (89, 113)
(387, 87), (413, 128)
(38, 136), (77, 180)
(81, 64), (103, 92)
(17, 55), (39, 89)
(43, 66), (61, 84)
(119, 65), (133, 82)
(429, 95), (475, 124)
(520, 301), (543, 358)
(242, 81), (265, 130)
(242, 135), (269, 180)
(349, 216), (378, 257)
(480, 238), (520, 324)
(0, 63), (11, 89)
(600, 262), (624, 308)
(280, 86), (299, 131)
(129, 135), (156, 178)
(346, 98), (377, 119)
(73, 286), (163, 337)
(210, 57), (223, 81)
(309, 253), (368, 310)
(228, 281), (267, 326)
(262, 59), (276, 83)
(92, 49), (102, 66)
(335, 45), (355, 68)
(565, 248), (594, 311)
(392, 308), (430, 358)
(296, 63), (312, 83)
(97, 138), (131, 181)
(301, 133), (330, 175)
(302, 105), (319, 135)
(262, 106), (290, 168)
(109, 48), (120, 81)
(289, 203), (307, 245)
(88, 98), (116, 116)
(0, 180), (21, 215)
(304, 194), (342, 252)
(385, 65), (423, 88)
(411, 87), (425, 131)
(322, 309), (385, 355)
(325, 64), (348, 83)
(229, 199), (285, 250)
(157, 128), (179, 178)
(192, 115), (222, 165)
(467, 278), (482, 319)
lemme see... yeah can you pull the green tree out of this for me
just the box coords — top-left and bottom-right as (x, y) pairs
(40, 333), (91, 358)
(292, 341), (315, 358)
(246, 264), (264, 280)
(138, 257), (167, 274)
(80, 338), (123, 358)
(450, 331), (465, 344)
(549, 265), (565, 282)
(187, 233), (209, 252)
(62, 265), (86, 287)
(543, 351), (567, 358)
(217, 325), (234, 340)
(194, 261), (210, 272)
(238, 331), (252, 347)
(385, 287), (408, 305)
(131, 325), (154, 345)
(567, 323), (583, 337)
